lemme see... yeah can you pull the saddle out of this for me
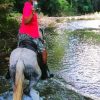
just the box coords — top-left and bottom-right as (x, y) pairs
(19, 39), (38, 53)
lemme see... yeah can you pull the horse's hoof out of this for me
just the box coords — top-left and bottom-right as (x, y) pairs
(41, 73), (54, 80)
(24, 87), (30, 96)
(49, 73), (54, 78)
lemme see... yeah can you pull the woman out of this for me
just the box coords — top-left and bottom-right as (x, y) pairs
(19, 0), (50, 79)
(19, 0), (47, 63)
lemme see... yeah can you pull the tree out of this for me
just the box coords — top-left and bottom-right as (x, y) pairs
(14, 0), (25, 13)
(38, 0), (72, 16)
(91, 0), (100, 11)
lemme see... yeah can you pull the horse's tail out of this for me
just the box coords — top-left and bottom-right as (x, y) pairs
(13, 59), (24, 100)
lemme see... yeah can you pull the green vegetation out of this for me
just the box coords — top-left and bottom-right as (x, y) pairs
(38, 0), (75, 16)
(0, 0), (19, 53)
(45, 29), (68, 71)
(1, 0), (99, 16)
(80, 30), (100, 42)
(66, 29), (100, 43)
(0, 0), (100, 17)
(0, 0), (19, 39)
(11, 0), (100, 16)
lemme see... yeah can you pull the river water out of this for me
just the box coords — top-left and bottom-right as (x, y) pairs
(1, 20), (100, 100)
(57, 20), (100, 100)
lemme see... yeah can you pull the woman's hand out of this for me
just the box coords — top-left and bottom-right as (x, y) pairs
(32, 8), (35, 15)
(24, 14), (33, 24)
(24, 9), (35, 25)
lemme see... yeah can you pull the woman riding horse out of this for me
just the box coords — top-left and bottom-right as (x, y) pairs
(19, 0), (48, 71)
(9, 0), (53, 100)
(18, 0), (52, 80)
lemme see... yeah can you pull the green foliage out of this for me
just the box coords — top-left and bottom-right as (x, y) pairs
(0, 0), (14, 22)
(70, 0), (93, 14)
(0, 0), (15, 4)
(0, 17), (19, 39)
(39, 0), (74, 16)
(14, 0), (26, 12)
(0, 0), (18, 39)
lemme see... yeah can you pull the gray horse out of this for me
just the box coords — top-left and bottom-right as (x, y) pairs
(9, 47), (41, 100)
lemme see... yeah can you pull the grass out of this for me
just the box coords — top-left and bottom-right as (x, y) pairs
(65, 29), (100, 43)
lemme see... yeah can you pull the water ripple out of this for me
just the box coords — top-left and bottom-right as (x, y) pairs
(60, 33), (100, 99)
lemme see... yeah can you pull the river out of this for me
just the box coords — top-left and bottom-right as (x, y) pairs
(57, 20), (100, 100)
(1, 19), (100, 100)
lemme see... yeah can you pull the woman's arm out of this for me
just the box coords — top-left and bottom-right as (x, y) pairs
(24, 9), (35, 24)
(24, 13), (33, 24)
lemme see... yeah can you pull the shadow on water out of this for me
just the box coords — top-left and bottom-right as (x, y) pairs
(0, 28), (93, 99)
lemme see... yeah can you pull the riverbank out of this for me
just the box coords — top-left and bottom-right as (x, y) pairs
(39, 12), (100, 28)
(11, 12), (100, 28)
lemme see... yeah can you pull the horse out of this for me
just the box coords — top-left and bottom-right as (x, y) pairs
(9, 39), (42, 100)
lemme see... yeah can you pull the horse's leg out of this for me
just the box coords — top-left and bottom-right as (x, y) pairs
(37, 52), (54, 79)
(24, 63), (41, 95)
(29, 64), (41, 89)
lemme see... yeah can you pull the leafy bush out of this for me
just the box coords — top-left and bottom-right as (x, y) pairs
(0, 0), (19, 39)
(0, 17), (19, 39)
(14, 0), (26, 13)
(76, 0), (93, 13)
